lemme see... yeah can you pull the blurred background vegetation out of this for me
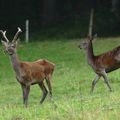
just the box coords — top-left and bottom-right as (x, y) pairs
(0, 0), (120, 39)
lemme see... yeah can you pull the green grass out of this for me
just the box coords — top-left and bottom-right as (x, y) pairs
(0, 37), (120, 120)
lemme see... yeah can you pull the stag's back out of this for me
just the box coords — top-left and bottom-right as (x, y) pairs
(20, 61), (44, 80)
(20, 59), (55, 81)
(36, 59), (55, 75)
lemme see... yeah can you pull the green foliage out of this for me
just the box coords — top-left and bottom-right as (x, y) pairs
(0, 37), (120, 119)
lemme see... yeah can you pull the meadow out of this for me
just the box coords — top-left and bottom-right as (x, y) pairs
(0, 37), (120, 120)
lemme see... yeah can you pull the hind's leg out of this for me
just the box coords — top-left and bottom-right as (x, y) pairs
(101, 71), (112, 92)
(91, 74), (101, 93)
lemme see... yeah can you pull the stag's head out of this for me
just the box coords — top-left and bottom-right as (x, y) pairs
(0, 27), (22, 55)
(78, 34), (97, 50)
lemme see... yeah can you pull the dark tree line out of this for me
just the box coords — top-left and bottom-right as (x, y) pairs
(0, 0), (120, 36)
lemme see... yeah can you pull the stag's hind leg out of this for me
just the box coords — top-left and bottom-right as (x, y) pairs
(38, 82), (48, 104)
(45, 75), (52, 97)
(91, 74), (101, 93)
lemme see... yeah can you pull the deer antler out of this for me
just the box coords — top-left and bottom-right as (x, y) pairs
(0, 30), (9, 42)
(12, 27), (22, 43)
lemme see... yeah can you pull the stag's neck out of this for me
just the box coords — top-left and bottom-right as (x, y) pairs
(86, 41), (95, 65)
(10, 53), (21, 77)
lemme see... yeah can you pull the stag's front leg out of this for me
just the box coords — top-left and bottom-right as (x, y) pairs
(21, 84), (26, 104)
(38, 82), (48, 104)
(91, 74), (101, 93)
(21, 84), (30, 107)
(101, 71), (112, 92)
(25, 86), (30, 107)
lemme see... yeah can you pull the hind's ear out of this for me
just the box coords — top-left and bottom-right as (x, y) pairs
(92, 34), (97, 41)
(1, 40), (7, 47)
(87, 35), (92, 40)
(93, 34), (97, 38)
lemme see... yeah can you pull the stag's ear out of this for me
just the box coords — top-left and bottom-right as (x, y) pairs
(13, 38), (20, 46)
(13, 40), (18, 46)
(1, 40), (7, 47)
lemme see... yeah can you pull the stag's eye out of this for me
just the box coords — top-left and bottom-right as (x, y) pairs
(10, 44), (15, 48)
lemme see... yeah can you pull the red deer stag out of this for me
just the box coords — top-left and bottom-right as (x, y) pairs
(0, 27), (55, 107)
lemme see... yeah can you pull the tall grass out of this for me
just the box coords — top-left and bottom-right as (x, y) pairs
(0, 37), (120, 119)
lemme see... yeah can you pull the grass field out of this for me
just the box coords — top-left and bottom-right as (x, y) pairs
(0, 37), (120, 120)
